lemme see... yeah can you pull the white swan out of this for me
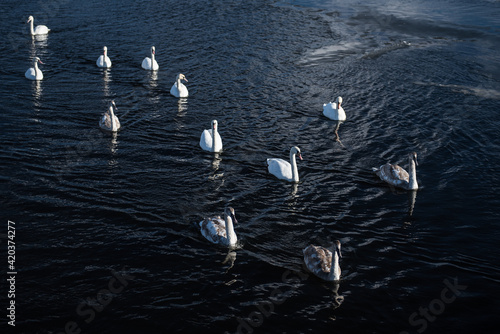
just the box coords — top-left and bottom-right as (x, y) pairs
(25, 57), (44, 80)
(141, 46), (159, 70)
(99, 101), (121, 132)
(372, 152), (418, 190)
(199, 207), (238, 247)
(267, 146), (302, 182)
(200, 120), (223, 153)
(303, 240), (342, 281)
(96, 46), (112, 68)
(27, 16), (50, 35)
(323, 96), (346, 121)
(170, 73), (189, 98)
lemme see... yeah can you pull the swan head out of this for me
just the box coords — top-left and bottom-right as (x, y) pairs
(337, 96), (343, 106)
(33, 57), (43, 65)
(290, 146), (303, 160)
(27, 15), (34, 23)
(211, 120), (218, 130)
(177, 73), (188, 82)
(103, 46), (108, 54)
(410, 151), (418, 166)
(110, 100), (117, 112)
(334, 240), (342, 258)
(151, 46), (156, 55)
(224, 207), (238, 224)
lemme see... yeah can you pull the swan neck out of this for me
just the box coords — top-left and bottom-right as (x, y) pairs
(224, 213), (236, 245)
(290, 151), (299, 182)
(176, 77), (182, 92)
(408, 157), (418, 190)
(329, 252), (341, 281)
(29, 19), (34, 35)
(110, 106), (116, 131)
(211, 128), (216, 152)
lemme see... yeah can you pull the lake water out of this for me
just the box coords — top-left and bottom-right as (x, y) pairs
(1, 0), (499, 333)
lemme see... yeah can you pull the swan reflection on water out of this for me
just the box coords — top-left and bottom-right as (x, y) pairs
(333, 120), (345, 147)
(222, 250), (237, 274)
(177, 98), (188, 114)
(147, 70), (158, 89)
(32, 80), (42, 101)
(102, 69), (112, 97)
(109, 131), (119, 155)
(328, 282), (344, 310)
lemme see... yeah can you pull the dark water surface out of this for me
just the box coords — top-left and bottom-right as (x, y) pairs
(1, 0), (500, 333)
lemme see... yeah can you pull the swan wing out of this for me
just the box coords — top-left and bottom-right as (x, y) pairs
(377, 163), (409, 187)
(267, 158), (292, 181)
(96, 55), (104, 67)
(199, 217), (226, 244)
(170, 82), (179, 97)
(34, 25), (50, 35)
(200, 129), (213, 151)
(100, 112), (111, 130)
(178, 83), (188, 97)
(303, 245), (332, 275)
(213, 131), (222, 152)
(114, 116), (121, 130)
(141, 57), (151, 70)
(25, 68), (35, 80)
(105, 56), (112, 67)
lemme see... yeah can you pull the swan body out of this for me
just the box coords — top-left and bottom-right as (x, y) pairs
(27, 16), (50, 35)
(199, 207), (238, 247)
(142, 46), (159, 70)
(25, 57), (44, 80)
(372, 152), (418, 190)
(99, 101), (121, 132)
(96, 46), (112, 68)
(267, 146), (302, 182)
(170, 73), (189, 97)
(303, 240), (342, 281)
(323, 96), (346, 121)
(200, 120), (223, 153)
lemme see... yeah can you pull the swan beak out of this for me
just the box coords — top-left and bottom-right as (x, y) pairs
(232, 213), (238, 224)
(337, 247), (342, 258)
(298, 153), (303, 160)
(38, 59), (44, 64)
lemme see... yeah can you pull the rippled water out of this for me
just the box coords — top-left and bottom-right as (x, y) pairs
(1, 0), (500, 333)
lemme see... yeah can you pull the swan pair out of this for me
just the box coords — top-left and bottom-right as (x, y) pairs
(199, 123), (303, 183)
(99, 101), (120, 132)
(27, 15), (50, 36)
(96, 46), (153, 70)
(199, 206), (342, 282)
(373, 152), (419, 190)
